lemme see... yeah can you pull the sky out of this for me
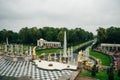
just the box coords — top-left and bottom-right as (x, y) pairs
(0, 0), (120, 35)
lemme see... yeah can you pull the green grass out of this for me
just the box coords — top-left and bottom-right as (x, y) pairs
(73, 40), (93, 50)
(36, 40), (92, 55)
(36, 48), (62, 55)
(80, 71), (120, 80)
(36, 40), (93, 56)
(89, 49), (111, 66)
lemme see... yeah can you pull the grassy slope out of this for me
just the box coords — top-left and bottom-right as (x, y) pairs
(89, 49), (111, 66)
(36, 40), (92, 55)
(36, 48), (62, 55)
(80, 71), (120, 80)
(73, 40), (92, 50)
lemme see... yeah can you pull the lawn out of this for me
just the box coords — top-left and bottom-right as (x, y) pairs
(80, 71), (120, 80)
(89, 49), (111, 66)
(36, 40), (92, 55)
(73, 40), (93, 50)
(36, 48), (62, 55)
(36, 40), (93, 56)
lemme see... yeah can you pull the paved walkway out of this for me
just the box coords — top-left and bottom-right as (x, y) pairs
(0, 56), (73, 80)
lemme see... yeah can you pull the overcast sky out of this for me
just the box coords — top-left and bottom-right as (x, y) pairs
(0, 0), (120, 34)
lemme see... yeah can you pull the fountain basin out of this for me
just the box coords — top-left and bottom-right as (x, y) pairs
(34, 60), (77, 70)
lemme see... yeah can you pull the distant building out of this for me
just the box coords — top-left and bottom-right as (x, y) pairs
(37, 38), (61, 49)
(101, 43), (120, 52)
(101, 43), (120, 70)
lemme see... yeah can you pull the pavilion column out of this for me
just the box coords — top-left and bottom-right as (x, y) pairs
(116, 46), (118, 51)
(102, 46), (105, 52)
(112, 46), (114, 50)
(51, 43), (53, 47)
(108, 46), (110, 51)
(50, 44), (51, 47)
(45, 43), (47, 47)
(101, 46), (104, 52)
(37, 40), (39, 46)
(102, 46), (104, 52)
(104, 46), (106, 52)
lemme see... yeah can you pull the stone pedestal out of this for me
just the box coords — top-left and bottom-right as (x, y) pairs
(32, 55), (37, 60)
(13, 57), (17, 62)
(78, 61), (83, 72)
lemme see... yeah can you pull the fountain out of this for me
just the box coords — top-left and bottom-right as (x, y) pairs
(33, 31), (77, 70)
(54, 53), (57, 61)
(5, 44), (7, 53)
(70, 47), (73, 62)
(59, 51), (62, 63)
(29, 46), (32, 56)
(10, 44), (13, 53)
(63, 31), (68, 63)
(67, 48), (70, 64)
(48, 54), (52, 61)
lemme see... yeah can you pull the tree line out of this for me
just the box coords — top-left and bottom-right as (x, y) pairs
(0, 27), (93, 46)
(97, 26), (120, 44)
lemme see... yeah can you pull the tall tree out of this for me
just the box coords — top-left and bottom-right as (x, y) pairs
(106, 27), (120, 44)
(107, 63), (114, 80)
(91, 64), (97, 76)
(19, 27), (30, 44)
(57, 31), (64, 45)
(97, 27), (107, 43)
(0, 26), (94, 46)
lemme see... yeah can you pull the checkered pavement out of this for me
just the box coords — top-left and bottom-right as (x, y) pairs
(0, 56), (73, 80)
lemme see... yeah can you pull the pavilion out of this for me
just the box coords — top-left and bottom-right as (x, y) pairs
(101, 43), (120, 52)
(37, 38), (61, 49)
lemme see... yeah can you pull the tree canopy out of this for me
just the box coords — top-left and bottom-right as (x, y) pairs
(0, 26), (93, 46)
(97, 26), (120, 44)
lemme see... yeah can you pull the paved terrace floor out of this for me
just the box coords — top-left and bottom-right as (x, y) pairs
(0, 56), (73, 80)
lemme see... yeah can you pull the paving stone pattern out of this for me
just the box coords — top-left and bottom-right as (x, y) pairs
(0, 56), (72, 80)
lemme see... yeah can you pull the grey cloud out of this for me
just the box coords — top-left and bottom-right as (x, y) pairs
(0, 0), (120, 35)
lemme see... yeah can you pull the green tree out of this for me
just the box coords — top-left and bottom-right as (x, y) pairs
(0, 26), (94, 46)
(97, 27), (107, 43)
(57, 31), (64, 44)
(107, 63), (114, 80)
(118, 69), (120, 77)
(96, 26), (120, 44)
(106, 27), (120, 44)
(91, 64), (97, 76)
(0, 29), (19, 44)
(19, 27), (30, 44)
